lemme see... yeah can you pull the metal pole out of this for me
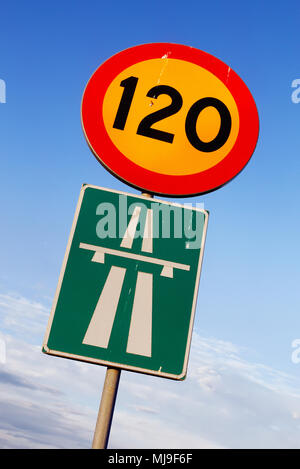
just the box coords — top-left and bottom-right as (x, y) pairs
(92, 367), (121, 449)
(92, 192), (153, 449)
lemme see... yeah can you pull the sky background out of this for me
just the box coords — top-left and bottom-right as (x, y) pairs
(0, 0), (300, 448)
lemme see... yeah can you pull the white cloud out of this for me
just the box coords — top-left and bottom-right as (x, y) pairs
(110, 410), (224, 449)
(1, 292), (300, 448)
(0, 293), (49, 342)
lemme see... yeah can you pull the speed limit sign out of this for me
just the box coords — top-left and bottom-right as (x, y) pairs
(81, 43), (259, 197)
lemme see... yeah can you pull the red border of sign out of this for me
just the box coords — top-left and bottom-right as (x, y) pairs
(81, 43), (259, 197)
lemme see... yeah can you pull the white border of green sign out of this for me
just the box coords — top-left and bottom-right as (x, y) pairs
(43, 185), (209, 380)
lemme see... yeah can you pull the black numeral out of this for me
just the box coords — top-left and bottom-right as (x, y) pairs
(113, 77), (232, 152)
(113, 76), (138, 130)
(136, 85), (183, 143)
(185, 97), (232, 152)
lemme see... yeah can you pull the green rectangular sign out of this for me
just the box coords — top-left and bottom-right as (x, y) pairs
(43, 185), (209, 380)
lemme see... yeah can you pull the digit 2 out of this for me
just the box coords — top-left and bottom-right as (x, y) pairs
(136, 85), (183, 143)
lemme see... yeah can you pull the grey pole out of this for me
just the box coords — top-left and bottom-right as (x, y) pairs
(92, 367), (121, 449)
(92, 192), (153, 449)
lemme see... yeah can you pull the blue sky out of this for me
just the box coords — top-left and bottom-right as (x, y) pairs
(0, 0), (300, 448)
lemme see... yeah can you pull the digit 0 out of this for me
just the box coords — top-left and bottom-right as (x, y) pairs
(185, 97), (232, 152)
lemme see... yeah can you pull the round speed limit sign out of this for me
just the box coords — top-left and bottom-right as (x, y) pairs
(81, 43), (259, 197)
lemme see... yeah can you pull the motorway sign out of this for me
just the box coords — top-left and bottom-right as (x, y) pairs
(43, 185), (209, 380)
(81, 43), (259, 197)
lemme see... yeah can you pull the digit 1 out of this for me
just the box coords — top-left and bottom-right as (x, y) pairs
(113, 76), (138, 130)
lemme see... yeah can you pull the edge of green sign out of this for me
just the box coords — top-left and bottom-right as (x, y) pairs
(42, 184), (209, 381)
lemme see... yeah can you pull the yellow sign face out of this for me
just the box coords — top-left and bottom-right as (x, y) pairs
(82, 43), (259, 196)
(103, 58), (240, 176)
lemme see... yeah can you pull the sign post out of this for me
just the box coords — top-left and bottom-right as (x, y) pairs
(43, 185), (209, 446)
(92, 367), (121, 449)
(43, 42), (259, 449)
(92, 192), (153, 449)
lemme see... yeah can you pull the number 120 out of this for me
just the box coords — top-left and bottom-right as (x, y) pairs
(113, 76), (232, 153)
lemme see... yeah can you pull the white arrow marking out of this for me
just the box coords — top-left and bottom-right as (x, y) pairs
(120, 206), (141, 249)
(81, 204), (189, 356)
(91, 251), (105, 263)
(79, 243), (190, 276)
(161, 265), (173, 278)
(141, 209), (153, 253)
(126, 271), (153, 357)
(82, 266), (126, 348)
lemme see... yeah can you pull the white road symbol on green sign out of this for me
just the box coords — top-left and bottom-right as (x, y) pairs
(43, 185), (208, 380)
(80, 206), (190, 357)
